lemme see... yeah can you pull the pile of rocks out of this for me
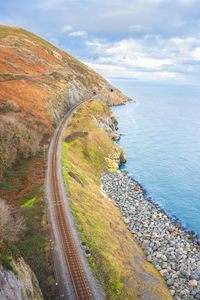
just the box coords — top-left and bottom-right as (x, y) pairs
(101, 171), (200, 300)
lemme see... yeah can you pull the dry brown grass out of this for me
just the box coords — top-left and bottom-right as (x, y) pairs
(0, 199), (26, 242)
(0, 113), (50, 177)
(62, 100), (172, 299)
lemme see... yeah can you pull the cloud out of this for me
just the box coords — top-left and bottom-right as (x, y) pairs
(191, 47), (200, 61)
(1, 0), (200, 82)
(2, 1), (200, 42)
(84, 61), (184, 82)
(69, 31), (87, 37)
(83, 35), (200, 82)
(12, 0), (200, 42)
(63, 25), (73, 32)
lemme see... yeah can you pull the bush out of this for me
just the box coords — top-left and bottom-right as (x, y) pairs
(0, 199), (26, 242)
(0, 115), (48, 178)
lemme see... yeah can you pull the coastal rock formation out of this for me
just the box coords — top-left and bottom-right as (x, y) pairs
(0, 257), (43, 300)
(0, 25), (129, 177)
(119, 146), (126, 163)
(92, 112), (121, 140)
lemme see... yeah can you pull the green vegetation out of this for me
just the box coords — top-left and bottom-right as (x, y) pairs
(1, 256), (18, 276)
(0, 73), (13, 77)
(64, 131), (88, 143)
(0, 155), (58, 299)
(63, 141), (77, 148)
(21, 197), (36, 207)
(0, 239), (20, 275)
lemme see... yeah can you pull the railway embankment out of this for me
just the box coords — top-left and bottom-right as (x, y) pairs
(61, 99), (172, 299)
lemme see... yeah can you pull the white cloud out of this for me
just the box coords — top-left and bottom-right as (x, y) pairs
(83, 61), (184, 82)
(83, 36), (200, 82)
(191, 47), (200, 60)
(86, 39), (172, 70)
(63, 25), (73, 32)
(69, 31), (87, 37)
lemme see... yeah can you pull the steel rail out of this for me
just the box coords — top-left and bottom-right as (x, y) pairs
(50, 101), (94, 299)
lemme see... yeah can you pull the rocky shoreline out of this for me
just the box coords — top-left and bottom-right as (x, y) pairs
(101, 171), (200, 299)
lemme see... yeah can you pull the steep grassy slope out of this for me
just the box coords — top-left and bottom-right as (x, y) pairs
(0, 155), (58, 299)
(62, 100), (172, 299)
(0, 25), (129, 177)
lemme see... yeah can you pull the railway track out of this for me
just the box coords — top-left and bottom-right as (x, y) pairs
(49, 101), (94, 299)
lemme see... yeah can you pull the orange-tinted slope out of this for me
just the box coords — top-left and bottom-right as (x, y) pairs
(0, 25), (129, 176)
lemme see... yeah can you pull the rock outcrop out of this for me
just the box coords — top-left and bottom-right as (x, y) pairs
(92, 111), (121, 141)
(0, 257), (43, 300)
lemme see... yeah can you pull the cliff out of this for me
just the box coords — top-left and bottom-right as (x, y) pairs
(0, 257), (43, 300)
(0, 238), (43, 300)
(0, 25), (129, 177)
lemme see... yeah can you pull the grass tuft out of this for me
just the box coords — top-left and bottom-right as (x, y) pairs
(21, 197), (36, 207)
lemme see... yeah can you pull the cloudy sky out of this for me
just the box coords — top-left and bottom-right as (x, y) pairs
(1, 0), (200, 82)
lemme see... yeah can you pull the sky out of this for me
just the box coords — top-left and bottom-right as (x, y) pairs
(1, 0), (200, 83)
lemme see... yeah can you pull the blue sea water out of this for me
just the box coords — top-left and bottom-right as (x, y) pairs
(110, 79), (200, 236)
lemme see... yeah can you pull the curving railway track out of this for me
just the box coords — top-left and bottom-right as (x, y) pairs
(47, 101), (94, 299)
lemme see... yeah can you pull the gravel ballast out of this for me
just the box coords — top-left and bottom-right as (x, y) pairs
(101, 171), (200, 300)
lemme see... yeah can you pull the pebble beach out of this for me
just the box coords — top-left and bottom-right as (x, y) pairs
(101, 171), (200, 299)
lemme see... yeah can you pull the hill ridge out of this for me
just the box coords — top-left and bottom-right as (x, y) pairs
(0, 25), (129, 176)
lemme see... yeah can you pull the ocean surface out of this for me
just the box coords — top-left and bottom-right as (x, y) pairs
(110, 79), (200, 236)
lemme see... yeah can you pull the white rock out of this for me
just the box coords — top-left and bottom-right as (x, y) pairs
(188, 280), (197, 287)
(170, 289), (175, 296)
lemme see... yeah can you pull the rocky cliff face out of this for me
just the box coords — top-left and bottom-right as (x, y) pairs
(0, 257), (43, 300)
(0, 25), (129, 177)
(92, 110), (121, 140)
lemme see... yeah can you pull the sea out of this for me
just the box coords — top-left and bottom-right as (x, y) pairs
(110, 79), (200, 237)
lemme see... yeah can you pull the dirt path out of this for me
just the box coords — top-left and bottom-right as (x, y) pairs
(0, 72), (53, 82)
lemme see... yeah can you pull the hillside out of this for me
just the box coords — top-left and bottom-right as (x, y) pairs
(0, 25), (171, 299)
(61, 100), (172, 299)
(0, 25), (129, 177)
(0, 25), (129, 298)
